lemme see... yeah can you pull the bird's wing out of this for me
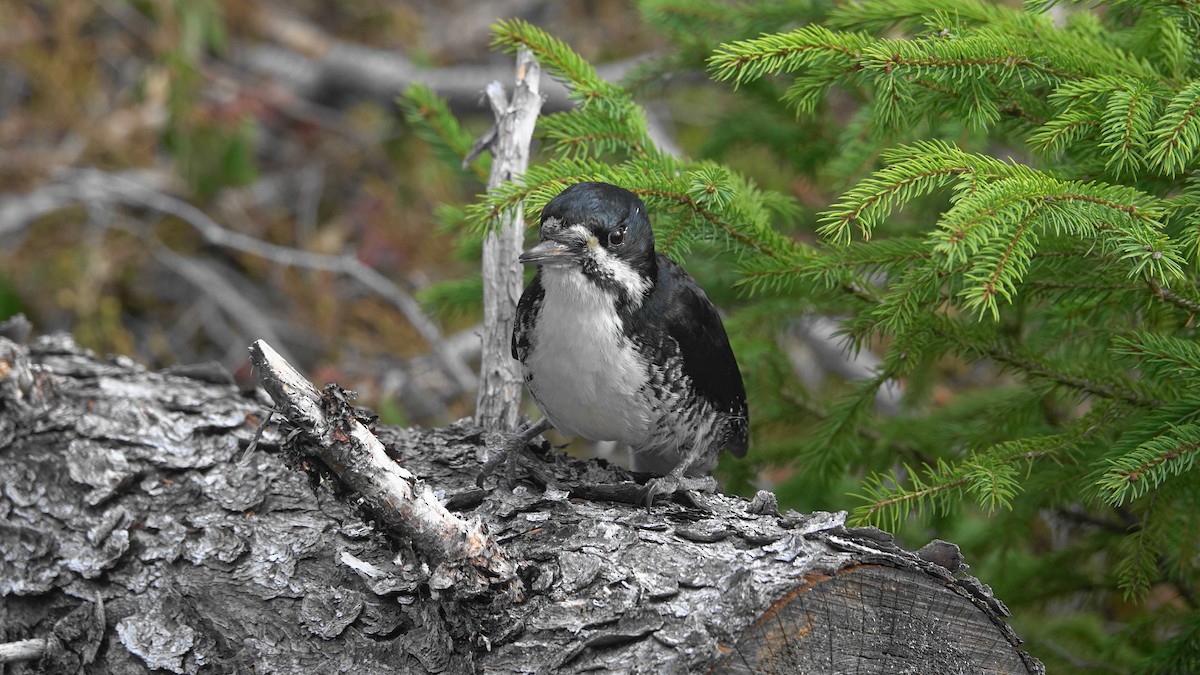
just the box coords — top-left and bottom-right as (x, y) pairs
(639, 256), (749, 457)
(512, 272), (544, 363)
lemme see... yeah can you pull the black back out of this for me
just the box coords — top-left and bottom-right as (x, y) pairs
(633, 254), (749, 457)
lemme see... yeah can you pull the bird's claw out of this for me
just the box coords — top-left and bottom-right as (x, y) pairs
(638, 473), (719, 507)
(477, 419), (553, 489)
(476, 436), (524, 489)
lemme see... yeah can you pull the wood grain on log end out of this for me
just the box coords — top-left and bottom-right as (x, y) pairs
(717, 564), (1034, 674)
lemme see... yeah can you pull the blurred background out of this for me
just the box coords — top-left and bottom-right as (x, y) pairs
(0, 1), (686, 421)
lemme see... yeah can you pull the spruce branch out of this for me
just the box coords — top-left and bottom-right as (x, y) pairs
(963, 459), (1020, 514)
(736, 237), (930, 298)
(491, 17), (644, 127)
(868, 266), (949, 338)
(853, 409), (1109, 529)
(539, 107), (650, 159)
(1114, 509), (1162, 599)
(707, 25), (871, 84)
(1100, 79), (1162, 176)
(798, 373), (894, 479)
(853, 459), (968, 530)
(1148, 79), (1200, 176)
(1097, 415), (1200, 505)
(1150, 282), (1200, 314)
(829, 0), (1011, 33)
(863, 35), (1087, 83)
(923, 322), (1161, 408)
(632, 185), (792, 259)
(1112, 332), (1200, 383)
(1030, 114), (1102, 153)
(820, 139), (1029, 244)
(398, 84), (490, 181)
(1138, 608), (1200, 672)
(987, 343), (1159, 407)
(962, 210), (1038, 320)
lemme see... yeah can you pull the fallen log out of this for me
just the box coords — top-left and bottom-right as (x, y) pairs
(0, 333), (1041, 673)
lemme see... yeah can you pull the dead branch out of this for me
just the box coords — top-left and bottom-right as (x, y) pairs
(473, 50), (543, 433)
(249, 339), (519, 597)
(0, 638), (47, 665)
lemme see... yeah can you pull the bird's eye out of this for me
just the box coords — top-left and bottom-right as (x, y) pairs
(608, 227), (626, 247)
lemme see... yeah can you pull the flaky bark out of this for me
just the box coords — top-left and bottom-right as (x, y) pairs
(0, 334), (1042, 674)
(249, 340), (519, 597)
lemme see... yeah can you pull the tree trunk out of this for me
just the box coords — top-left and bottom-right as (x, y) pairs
(0, 334), (1042, 674)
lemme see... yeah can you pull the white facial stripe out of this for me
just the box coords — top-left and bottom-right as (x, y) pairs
(561, 224), (592, 247)
(557, 224), (650, 305)
(593, 246), (650, 302)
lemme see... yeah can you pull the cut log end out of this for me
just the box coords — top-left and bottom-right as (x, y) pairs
(718, 565), (1038, 674)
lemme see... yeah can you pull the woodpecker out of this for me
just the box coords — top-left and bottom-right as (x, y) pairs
(479, 181), (748, 503)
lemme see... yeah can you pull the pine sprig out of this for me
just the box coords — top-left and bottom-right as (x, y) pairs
(829, 0), (1010, 33)
(853, 410), (1104, 529)
(932, 322), (1160, 407)
(398, 83), (488, 181)
(1096, 413), (1200, 505)
(819, 139), (1028, 244)
(708, 25), (873, 84)
(1137, 609), (1200, 673)
(1147, 79), (1200, 176)
(818, 137), (1186, 318)
(1114, 513), (1162, 598)
(491, 19), (634, 117)
(1112, 332), (1200, 384)
(853, 459), (968, 530)
(539, 106), (651, 159)
(737, 236), (930, 298)
(1100, 79), (1163, 176)
(795, 374), (892, 479)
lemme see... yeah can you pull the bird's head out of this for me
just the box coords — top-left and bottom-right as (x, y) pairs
(520, 182), (656, 306)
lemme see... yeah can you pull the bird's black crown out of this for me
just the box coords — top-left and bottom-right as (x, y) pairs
(539, 182), (657, 279)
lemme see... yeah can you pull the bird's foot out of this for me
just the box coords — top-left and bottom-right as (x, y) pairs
(638, 473), (719, 507)
(477, 418), (554, 489)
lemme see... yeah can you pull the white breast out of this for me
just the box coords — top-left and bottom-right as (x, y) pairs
(524, 268), (652, 445)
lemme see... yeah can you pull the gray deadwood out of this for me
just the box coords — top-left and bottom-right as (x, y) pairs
(474, 48), (543, 433)
(0, 334), (1043, 674)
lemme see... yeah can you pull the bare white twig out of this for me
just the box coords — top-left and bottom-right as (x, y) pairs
(0, 638), (48, 664)
(249, 339), (520, 597)
(473, 49), (543, 433)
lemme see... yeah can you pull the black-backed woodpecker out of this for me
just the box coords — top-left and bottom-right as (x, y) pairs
(481, 182), (748, 503)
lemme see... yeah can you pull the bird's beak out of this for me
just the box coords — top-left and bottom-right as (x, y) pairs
(519, 235), (587, 267)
